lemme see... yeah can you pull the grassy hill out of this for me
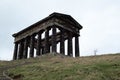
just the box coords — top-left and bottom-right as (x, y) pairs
(0, 53), (120, 80)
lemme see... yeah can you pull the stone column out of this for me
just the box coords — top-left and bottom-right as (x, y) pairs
(18, 41), (24, 59)
(75, 36), (80, 57)
(36, 31), (41, 56)
(60, 29), (65, 54)
(52, 27), (57, 53)
(13, 42), (18, 60)
(23, 37), (28, 59)
(29, 34), (35, 57)
(44, 29), (49, 54)
(41, 47), (44, 54)
(48, 45), (50, 53)
(67, 32), (73, 56)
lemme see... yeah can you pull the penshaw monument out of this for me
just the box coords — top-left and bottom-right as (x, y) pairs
(12, 12), (83, 60)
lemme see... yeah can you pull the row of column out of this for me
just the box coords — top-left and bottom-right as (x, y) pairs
(13, 27), (80, 60)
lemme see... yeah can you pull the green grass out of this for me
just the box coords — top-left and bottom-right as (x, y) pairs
(0, 53), (120, 80)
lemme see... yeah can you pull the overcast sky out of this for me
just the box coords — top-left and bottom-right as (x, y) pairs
(0, 0), (120, 60)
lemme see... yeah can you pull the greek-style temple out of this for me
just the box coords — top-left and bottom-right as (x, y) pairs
(12, 12), (83, 60)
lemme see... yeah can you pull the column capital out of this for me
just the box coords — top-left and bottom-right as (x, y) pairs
(45, 27), (51, 31)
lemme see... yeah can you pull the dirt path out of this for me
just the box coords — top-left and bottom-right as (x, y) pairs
(0, 67), (12, 80)
(0, 61), (34, 80)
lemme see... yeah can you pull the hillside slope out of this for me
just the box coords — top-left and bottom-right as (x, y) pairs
(0, 53), (120, 80)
